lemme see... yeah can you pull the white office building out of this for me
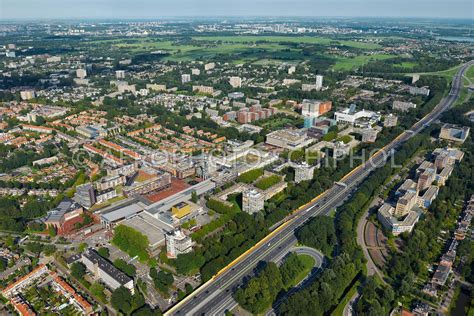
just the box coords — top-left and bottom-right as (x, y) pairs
(166, 229), (193, 258)
(115, 70), (126, 79)
(76, 69), (87, 79)
(181, 74), (191, 84)
(229, 76), (242, 88)
(294, 163), (315, 183)
(315, 75), (323, 91)
(334, 106), (380, 127)
(242, 189), (265, 214)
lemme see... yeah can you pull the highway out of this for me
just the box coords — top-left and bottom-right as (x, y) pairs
(165, 60), (473, 316)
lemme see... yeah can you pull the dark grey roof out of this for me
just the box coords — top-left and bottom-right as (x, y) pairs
(65, 253), (81, 265)
(83, 249), (132, 285)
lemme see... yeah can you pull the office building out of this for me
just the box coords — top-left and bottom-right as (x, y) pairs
(378, 203), (420, 236)
(20, 90), (36, 100)
(193, 85), (214, 94)
(384, 114), (398, 127)
(301, 100), (332, 117)
(242, 189), (265, 214)
(395, 191), (418, 217)
(266, 129), (313, 150)
(229, 76), (242, 88)
(439, 124), (470, 143)
(409, 86), (430, 96)
(228, 92), (245, 99)
(362, 129), (379, 143)
(294, 163), (315, 183)
(315, 75), (323, 91)
(171, 202), (192, 219)
(96, 189), (118, 204)
(76, 68), (87, 79)
(75, 125), (107, 139)
(44, 198), (84, 232)
(115, 70), (125, 79)
(302, 84), (318, 92)
(80, 249), (134, 294)
(146, 84), (167, 92)
(166, 229), (193, 258)
(74, 183), (96, 209)
(436, 165), (453, 186)
(204, 62), (215, 71)
(123, 170), (171, 197)
(47, 56), (61, 63)
(283, 78), (301, 86)
(393, 101), (417, 112)
(417, 169), (436, 192)
(334, 106), (380, 127)
(417, 186), (439, 209)
(181, 74), (191, 83)
(434, 153), (449, 171)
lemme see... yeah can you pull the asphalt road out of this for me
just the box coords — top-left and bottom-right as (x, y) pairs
(165, 60), (473, 316)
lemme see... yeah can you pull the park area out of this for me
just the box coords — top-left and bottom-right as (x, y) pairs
(84, 34), (396, 71)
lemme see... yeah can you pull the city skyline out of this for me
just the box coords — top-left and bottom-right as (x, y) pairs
(1, 0), (473, 20)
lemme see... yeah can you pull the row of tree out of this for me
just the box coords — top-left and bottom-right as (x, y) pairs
(234, 253), (311, 314)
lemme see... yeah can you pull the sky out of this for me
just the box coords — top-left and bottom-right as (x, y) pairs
(1, 0), (473, 20)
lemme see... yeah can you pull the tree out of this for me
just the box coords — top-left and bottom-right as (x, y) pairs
(150, 268), (174, 294)
(48, 225), (57, 237)
(78, 242), (88, 252)
(296, 215), (336, 256)
(175, 252), (205, 275)
(43, 244), (56, 256)
(0, 258), (7, 272)
(71, 262), (87, 280)
(191, 191), (198, 203)
(97, 247), (110, 258)
(112, 225), (150, 261)
(114, 258), (137, 277)
(90, 282), (107, 303)
(25, 242), (44, 254)
(111, 286), (133, 315)
(132, 306), (162, 316)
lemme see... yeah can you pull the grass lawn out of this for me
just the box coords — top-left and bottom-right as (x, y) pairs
(332, 54), (394, 71)
(285, 254), (315, 289)
(89, 195), (127, 211)
(464, 64), (474, 82)
(255, 117), (298, 130)
(409, 63), (464, 79)
(193, 35), (382, 49)
(331, 280), (360, 316)
(252, 58), (296, 65)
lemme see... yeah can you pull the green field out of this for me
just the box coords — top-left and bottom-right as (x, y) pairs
(193, 36), (382, 49)
(332, 54), (394, 71)
(411, 63), (463, 79)
(465, 65), (474, 82)
(105, 38), (295, 61)
(285, 254), (315, 289)
(87, 35), (387, 66)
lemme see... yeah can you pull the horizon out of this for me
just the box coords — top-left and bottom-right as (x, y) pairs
(1, 0), (473, 20)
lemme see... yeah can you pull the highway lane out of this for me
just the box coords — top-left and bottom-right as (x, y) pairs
(166, 60), (473, 316)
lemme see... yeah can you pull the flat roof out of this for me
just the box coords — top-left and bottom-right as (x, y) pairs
(146, 179), (215, 215)
(121, 213), (171, 247)
(100, 203), (143, 223)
